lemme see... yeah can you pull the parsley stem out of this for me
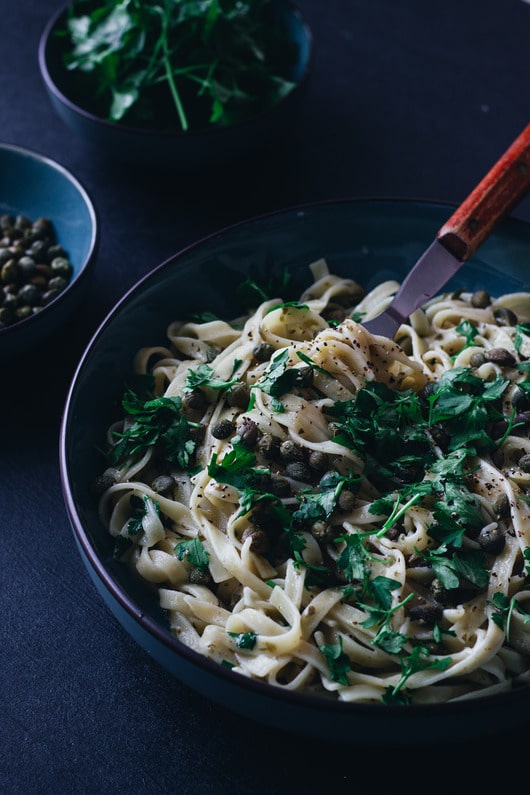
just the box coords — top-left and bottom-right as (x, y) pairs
(377, 493), (422, 537)
(160, 10), (188, 131)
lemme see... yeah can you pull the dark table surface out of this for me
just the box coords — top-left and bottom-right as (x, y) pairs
(3, 0), (530, 792)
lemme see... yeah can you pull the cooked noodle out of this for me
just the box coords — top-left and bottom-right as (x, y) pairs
(95, 258), (530, 704)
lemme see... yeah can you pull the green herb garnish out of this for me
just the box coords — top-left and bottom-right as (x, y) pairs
(60, 0), (299, 131)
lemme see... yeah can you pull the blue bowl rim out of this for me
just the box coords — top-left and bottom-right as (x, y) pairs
(38, 0), (315, 141)
(60, 196), (530, 725)
(0, 140), (99, 341)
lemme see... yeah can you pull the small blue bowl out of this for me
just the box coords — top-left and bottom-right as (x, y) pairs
(39, 0), (313, 167)
(0, 142), (98, 358)
(60, 198), (530, 746)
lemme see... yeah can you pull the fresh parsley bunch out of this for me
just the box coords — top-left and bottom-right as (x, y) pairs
(59, 0), (299, 131)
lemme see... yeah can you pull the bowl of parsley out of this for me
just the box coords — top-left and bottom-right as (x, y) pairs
(61, 197), (530, 746)
(38, 0), (313, 166)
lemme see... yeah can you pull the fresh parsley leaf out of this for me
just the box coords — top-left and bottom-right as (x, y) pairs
(207, 437), (258, 489)
(110, 387), (197, 469)
(383, 644), (452, 704)
(175, 537), (209, 570)
(228, 631), (257, 650)
(254, 349), (311, 398)
(318, 636), (351, 685)
(292, 472), (360, 527)
(184, 364), (238, 392)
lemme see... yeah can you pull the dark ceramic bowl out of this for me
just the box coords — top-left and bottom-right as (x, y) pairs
(60, 198), (530, 745)
(0, 142), (98, 359)
(39, 0), (313, 167)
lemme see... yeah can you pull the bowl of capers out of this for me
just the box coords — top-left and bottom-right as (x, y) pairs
(38, 0), (313, 167)
(0, 141), (98, 358)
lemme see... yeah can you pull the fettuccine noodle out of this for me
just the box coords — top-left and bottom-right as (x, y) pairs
(94, 258), (530, 704)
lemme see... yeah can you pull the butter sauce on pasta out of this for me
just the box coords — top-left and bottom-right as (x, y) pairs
(95, 259), (530, 704)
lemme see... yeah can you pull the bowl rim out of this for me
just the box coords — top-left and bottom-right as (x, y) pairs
(60, 196), (530, 723)
(38, 0), (315, 140)
(0, 140), (99, 341)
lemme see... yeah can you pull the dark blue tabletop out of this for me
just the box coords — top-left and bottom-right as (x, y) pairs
(3, 1), (530, 792)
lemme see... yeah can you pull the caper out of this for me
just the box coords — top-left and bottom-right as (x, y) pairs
(518, 454), (530, 473)
(48, 276), (68, 292)
(337, 489), (356, 512)
(182, 388), (207, 413)
(269, 474), (291, 497)
(47, 244), (67, 260)
(308, 450), (328, 472)
(17, 284), (41, 306)
(17, 255), (36, 276)
(296, 365), (314, 388)
(512, 385), (530, 409)
(236, 417), (258, 447)
(50, 256), (73, 278)
(408, 602), (443, 625)
(280, 439), (304, 461)
(189, 567), (212, 586)
(0, 213), (14, 229)
(285, 461), (312, 481)
(150, 474), (174, 495)
(15, 305), (33, 321)
(42, 288), (62, 305)
(29, 239), (47, 259)
(0, 305), (14, 325)
(241, 526), (270, 555)
(469, 351), (487, 368)
(493, 306), (518, 326)
(32, 217), (53, 238)
(211, 419), (235, 439)
(470, 290), (491, 308)
(478, 524), (505, 554)
(0, 248), (11, 266)
(226, 382), (250, 408)
(257, 433), (280, 459)
(486, 347), (516, 366)
(1, 259), (17, 284)
(492, 493), (510, 519)
(253, 342), (275, 361)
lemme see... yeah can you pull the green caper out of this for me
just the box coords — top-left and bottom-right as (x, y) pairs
(469, 351), (487, 368)
(17, 255), (36, 276)
(0, 248), (12, 266)
(0, 305), (14, 324)
(470, 290), (491, 308)
(1, 259), (18, 284)
(15, 305), (33, 321)
(518, 454), (530, 473)
(17, 284), (41, 306)
(48, 276), (68, 292)
(493, 306), (518, 326)
(50, 256), (73, 278)
(42, 289), (62, 305)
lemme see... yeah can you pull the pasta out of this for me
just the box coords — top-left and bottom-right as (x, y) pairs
(94, 258), (530, 704)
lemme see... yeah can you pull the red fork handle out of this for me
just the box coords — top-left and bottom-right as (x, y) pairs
(437, 123), (530, 261)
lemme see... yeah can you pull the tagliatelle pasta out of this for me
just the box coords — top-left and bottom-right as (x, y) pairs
(94, 258), (530, 704)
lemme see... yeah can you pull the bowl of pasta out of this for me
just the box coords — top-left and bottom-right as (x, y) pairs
(60, 198), (530, 744)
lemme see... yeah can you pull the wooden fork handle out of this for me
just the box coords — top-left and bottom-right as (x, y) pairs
(437, 123), (530, 261)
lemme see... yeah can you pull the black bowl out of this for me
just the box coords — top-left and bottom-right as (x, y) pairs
(39, 0), (313, 167)
(60, 198), (530, 745)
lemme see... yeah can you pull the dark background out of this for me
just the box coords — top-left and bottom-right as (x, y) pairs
(2, 1), (530, 792)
